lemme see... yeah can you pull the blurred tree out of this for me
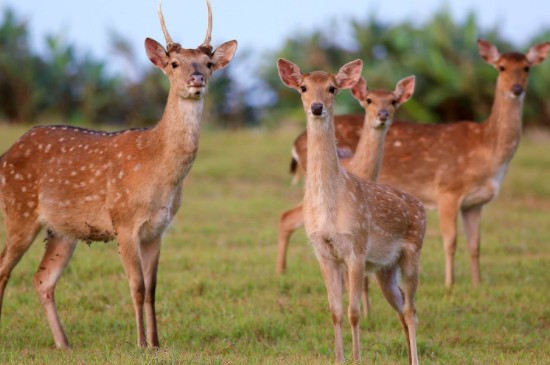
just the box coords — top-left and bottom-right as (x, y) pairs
(40, 34), (79, 120)
(1, 6), (549, 129)
(524, 29), (550, 128)
(0, 8), (42, 123)
(258, 8), (550, 128)
(0, 7), (252, 128)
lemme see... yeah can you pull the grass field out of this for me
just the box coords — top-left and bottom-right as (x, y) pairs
(0, 123), (549, 364)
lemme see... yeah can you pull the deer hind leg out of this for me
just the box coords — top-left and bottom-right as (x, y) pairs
(362, 274), (371, 318)
(318, 256), (344, 363)
(461, 205), (482, 287)
(117, 229), (146, 347)
(276, 203), (304, 274)
(33, 233), (77, 349)
(376, 267), (408, 342)
(0, 219), (41, 321)
(376, 266), (418, 365)
(438, 195), (460, 289)
(140, 236), (161, 348)
(400, 252), (420, 365)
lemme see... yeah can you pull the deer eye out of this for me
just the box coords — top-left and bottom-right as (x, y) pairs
(366, 98), (372, 104)
(300, 85), (307, 93)
(171, 62), (178, 69)
(206, 62), (214, 69)
(524, 66), (530, 73)
(328, 86), (336, 94)
(499, 66), (505, 72)
(391, 99), (397, 106)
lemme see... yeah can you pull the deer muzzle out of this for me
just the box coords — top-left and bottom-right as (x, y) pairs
(311, 103), (324, 116)
(188, 72), (205, 87)
(378, 109), (389, 122)
(511, 84), (524, 96)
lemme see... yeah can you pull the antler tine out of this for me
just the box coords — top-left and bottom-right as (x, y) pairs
(157, 0), (174, 48)
(201, 0), (213, 48)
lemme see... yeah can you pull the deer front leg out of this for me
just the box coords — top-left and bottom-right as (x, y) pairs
(117, 230), (146, 347)
(461, 205), (482, 287)
(318, 256), (344, 363)
(438, 195), (460, 289)
(141, 236), (161, 347)
(33, 234), (77, 349)
(347, 259), (365, 362)
(277, 203), (304, 274)
(0, 220), (41, 321)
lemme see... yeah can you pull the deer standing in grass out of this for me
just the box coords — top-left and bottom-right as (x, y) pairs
(280, 39), (550, 288)
(277, 58), (425, 364)
(0, 0), (237, 349)
(277, 75), (416, 317)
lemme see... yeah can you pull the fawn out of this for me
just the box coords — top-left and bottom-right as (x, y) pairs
(277, 75), (416, 318)
(277, 58), (425, 364)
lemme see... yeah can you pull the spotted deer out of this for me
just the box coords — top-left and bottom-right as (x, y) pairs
(0, 0), (237, 349)
(282, 39), (550, 288)
(276, 76), (416, 318)
(277, 58), (425, 364)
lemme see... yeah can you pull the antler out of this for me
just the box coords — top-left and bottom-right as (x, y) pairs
(199, 0), (213, 55)
(157, 0), (212, 54)
(158, 0), (176, 49)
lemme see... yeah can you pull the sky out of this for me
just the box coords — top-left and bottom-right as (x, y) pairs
(2, 0), (550, 78)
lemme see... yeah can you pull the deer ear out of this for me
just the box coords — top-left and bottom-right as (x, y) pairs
(211, 40), (238, 71)
(394, 75), (415, 105)
(277, 59), (303, 89)
(335, 59), (363, 90)
(351, 77), (368, 102)
(526, 42), (550, 65)
(477, 39), (501, 66)
(145, 38), (169, 70)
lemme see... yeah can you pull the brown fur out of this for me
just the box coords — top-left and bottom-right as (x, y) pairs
(283, 39), (550, 288)
(277, 76), (416, 319)
(0, 1), (237, 349)
(278, 58), (425, 364)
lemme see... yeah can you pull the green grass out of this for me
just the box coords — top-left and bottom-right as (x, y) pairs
(0, 123), (549, 364)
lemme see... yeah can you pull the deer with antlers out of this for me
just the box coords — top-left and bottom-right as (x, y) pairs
(277, 75), (416, 317)
(0, 0), (237, 348)
(279, 39), (550, 289)
(277, 58), (425, 364)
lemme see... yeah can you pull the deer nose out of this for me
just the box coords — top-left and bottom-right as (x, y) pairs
(311, 103), (324, 116)
(511, 84), (524, 96)
(378, 109), (389, 122)
(189, 72), (205, 87)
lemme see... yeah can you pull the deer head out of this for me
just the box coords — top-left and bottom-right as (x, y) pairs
(144, 0), (238, 99)
(277, 58), (363, 119)
(351, 76), (415, 129)
(478, 39), (550, 100)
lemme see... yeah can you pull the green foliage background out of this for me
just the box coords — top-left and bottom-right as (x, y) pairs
(260, 11), (550, 128)
(2, 7), (550, 128)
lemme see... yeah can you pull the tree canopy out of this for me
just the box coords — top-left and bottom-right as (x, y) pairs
(1, 7), (550, 128)
(258, 9), (550, 128)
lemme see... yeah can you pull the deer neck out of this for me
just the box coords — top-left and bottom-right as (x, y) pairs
(483, 81), (524, 166)
(304, 113), (342, 211)
(150, 90), (204, 184)
(346, 116), (387, 182)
